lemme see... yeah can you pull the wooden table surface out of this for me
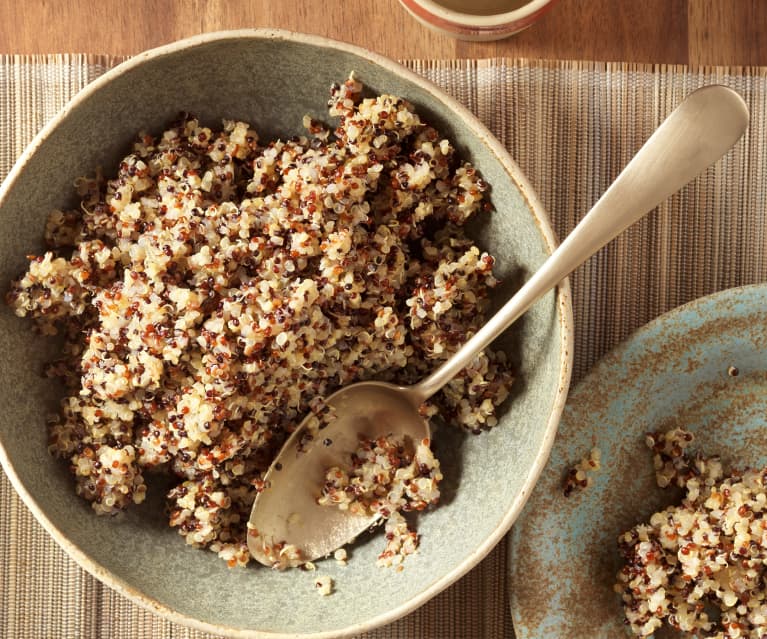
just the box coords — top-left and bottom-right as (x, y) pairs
(1, 0), (766, 66)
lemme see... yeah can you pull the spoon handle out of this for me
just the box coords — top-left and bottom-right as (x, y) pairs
(411, 84), (749, 403)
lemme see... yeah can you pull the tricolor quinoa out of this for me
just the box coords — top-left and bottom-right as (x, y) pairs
(616, 427), (767, 638)
(319, 434), (443, 568)
(562, 446), (601, 497)
(7, 76), (513, 568)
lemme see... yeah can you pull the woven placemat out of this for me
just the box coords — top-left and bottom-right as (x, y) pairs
(1, 55), (766, 639)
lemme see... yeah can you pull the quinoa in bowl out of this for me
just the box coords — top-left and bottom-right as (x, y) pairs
(8, 75), (514, 569)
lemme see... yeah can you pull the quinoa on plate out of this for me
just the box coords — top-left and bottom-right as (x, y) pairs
(616, 427), (767, 638)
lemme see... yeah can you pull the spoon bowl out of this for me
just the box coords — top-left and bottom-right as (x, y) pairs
(248, 381), (429, 564)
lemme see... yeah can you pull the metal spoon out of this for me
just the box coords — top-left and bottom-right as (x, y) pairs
(247, 84), (749, 566)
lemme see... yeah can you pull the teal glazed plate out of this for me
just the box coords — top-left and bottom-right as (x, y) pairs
(509, 283), (767, 639)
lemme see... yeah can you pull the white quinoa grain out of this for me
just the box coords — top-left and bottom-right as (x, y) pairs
(333, 548), (348, 565)
(314, 575), (333, 596)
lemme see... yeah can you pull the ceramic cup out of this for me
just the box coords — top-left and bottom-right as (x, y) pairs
(398, 0), (558, 41)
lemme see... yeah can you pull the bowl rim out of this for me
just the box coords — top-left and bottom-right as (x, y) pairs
(0, 28), (573, 638)
(398, 0), (558, 32)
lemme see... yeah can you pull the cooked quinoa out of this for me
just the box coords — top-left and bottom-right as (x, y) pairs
(562, 446), (601, 497)
(318, 434), (442, 568)
(333, 548), (348, 565)
(7, 75), (513, 568)
(314, 574), (334, 596)
(615, 427), (767, 638)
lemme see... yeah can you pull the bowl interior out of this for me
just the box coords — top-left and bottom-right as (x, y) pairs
(0, 32), (567, 636)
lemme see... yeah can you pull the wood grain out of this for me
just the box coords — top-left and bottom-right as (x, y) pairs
(0, 0), (765, 65)
(688, 0), (767, 66)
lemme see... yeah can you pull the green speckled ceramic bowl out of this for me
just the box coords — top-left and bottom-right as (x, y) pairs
(0, 30), (571, 637)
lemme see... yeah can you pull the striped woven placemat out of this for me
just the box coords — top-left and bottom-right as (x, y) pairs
(1, 55), (765, 639)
